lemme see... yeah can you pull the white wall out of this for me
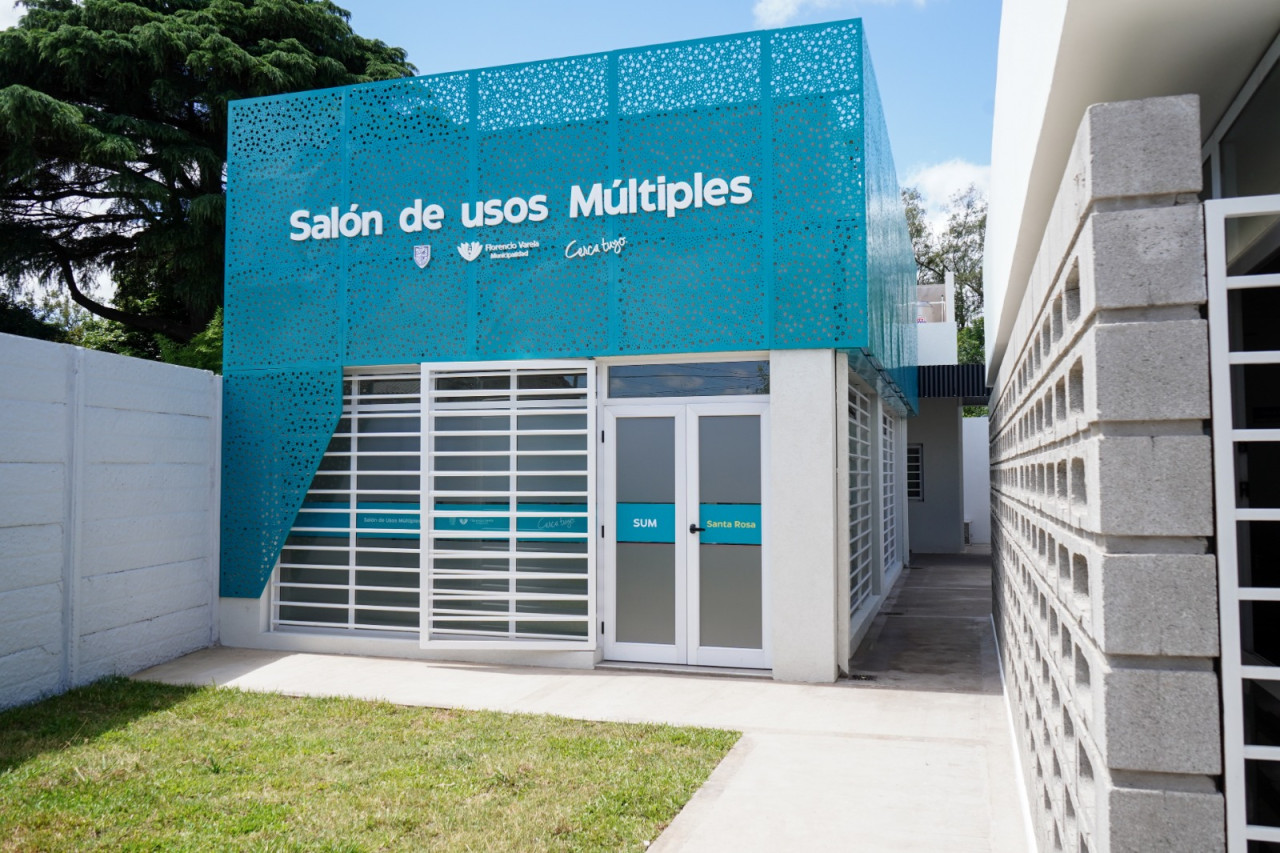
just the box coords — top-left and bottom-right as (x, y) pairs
(916, 322), (958, 365)
(986, 0), (1280, 383)
(905, 398), (964, 554)
(962, 416), (991, 545)
(768, 349), (840, 682)
(0, 333), (220, 709)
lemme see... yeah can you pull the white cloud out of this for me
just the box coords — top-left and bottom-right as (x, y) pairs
(752, 0), (920, 28)
(903, 158), (989, 232)
(0, 3), (23, 30)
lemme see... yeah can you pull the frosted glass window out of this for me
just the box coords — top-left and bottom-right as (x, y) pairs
(609, 362), (769, 398)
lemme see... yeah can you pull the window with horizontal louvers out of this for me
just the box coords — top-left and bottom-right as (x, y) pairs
(422, 362), (595, 647)
(274, 370), (423, 633)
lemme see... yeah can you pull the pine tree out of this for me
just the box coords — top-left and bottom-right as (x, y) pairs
(0, 0), (414, 342)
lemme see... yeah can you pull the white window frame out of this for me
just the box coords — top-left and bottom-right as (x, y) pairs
(1201, 28), (1280, 199)
(882, 411), (899, 576)
(906, 443), (924, 502)
(420, 359), (597, 650)
(1206, 194), (1280, 850)
(272, 366), (423, 635)
(848, 369), (875, 616)
(598, 351), (771, 407)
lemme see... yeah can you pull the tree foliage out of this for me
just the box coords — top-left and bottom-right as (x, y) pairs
(902, 184), (987, 330)
(957, 316), (984, 366)
(0, 291), (65, 341)
(0, 0), (414, 344)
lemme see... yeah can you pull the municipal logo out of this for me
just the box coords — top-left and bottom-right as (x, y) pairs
(457, 241), (483, 262)
(413, 245), (431, 268)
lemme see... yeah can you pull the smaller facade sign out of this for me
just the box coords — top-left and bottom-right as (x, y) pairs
(699, 504), (762, 545)
(616, 502), (677, 543)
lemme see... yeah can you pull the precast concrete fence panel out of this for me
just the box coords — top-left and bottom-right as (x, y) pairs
(0, 333), (220, 709)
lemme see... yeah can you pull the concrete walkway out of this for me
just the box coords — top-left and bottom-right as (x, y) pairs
(136, 551), (1029, 852)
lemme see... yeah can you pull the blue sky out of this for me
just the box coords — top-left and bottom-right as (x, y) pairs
(0, 0), (1001, 223)
(337, 0), (1001, 224)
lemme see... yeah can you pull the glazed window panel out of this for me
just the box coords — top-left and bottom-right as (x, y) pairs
(423, 362), (596, 646)
(907, 444), (923, 501)
(607, 361), (770, 398)
(848, 372), (874, 615)
(274, 369), (422, 632)
(882, 411), (899, 575)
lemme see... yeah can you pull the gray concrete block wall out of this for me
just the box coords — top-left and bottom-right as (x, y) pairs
(989, 95), (1223, 853)
(0, 333), (221, 709)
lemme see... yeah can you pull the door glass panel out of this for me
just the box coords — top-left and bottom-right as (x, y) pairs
(616, 543), (676, 644)
(615, 417), (676, 646)
(699, 544), (763, 649)
(698, 415), (763, 650)
(699, 416), (761, 503)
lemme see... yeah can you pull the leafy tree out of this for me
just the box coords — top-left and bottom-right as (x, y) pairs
(0, 291), (65, 341)
(0, 0), (414, 347)
(957, 316), (984, 366)
(905, 184), (988, 415)
(901, 184), (987, 330)
(157, 306), (222, 372)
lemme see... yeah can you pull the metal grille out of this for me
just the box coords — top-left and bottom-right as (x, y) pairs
(848, 372), (874, 614)
(882, 411), (898, 574)
(1206, 195), (1280, 849)
(907, 444), (923, 501)
(422, 362), (595, 646)
(274, 370), (422, 632)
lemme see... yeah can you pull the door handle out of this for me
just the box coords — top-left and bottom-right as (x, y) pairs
(689, 523), (706, 534)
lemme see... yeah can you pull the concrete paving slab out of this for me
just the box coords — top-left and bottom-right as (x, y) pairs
(893, 585), (997, 619)
(135, 551), (1031, 852)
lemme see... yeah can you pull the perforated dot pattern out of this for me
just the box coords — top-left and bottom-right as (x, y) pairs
(220, 369), (343, 598)
(221, 19), (919, 598)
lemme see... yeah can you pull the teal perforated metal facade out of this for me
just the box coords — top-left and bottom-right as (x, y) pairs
(222, 18), (917, 598)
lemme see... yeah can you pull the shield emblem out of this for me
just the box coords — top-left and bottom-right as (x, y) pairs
(413, 245), (431, 268)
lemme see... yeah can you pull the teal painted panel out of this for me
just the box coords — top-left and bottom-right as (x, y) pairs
(859, 35), (918, 415)
(699, 504), (762, 545)
(617, 503), (676, 543)
(222, 19), (918, 598)
(220, 368), (343, 597)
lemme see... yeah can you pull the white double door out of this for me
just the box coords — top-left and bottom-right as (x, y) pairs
(601, 402), (769, 669)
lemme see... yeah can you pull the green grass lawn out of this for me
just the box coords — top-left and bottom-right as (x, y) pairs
(0, 677), (738, 852)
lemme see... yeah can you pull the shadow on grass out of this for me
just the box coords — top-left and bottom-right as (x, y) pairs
(0, 676), (200, 775)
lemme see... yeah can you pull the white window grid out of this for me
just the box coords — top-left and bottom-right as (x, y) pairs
(907, 444), (924, 501)
(273, 368), (423, 633)
(422, 361), (596, 648)
(882, 412), (898, 575)
(1206, 195), (1280, 850)
(848, 372), (874, 615)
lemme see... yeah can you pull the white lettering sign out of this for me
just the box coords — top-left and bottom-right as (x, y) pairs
(564, 236), (627, 260)
(286, 171), (754, 243)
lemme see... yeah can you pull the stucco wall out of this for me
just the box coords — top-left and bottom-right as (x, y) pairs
(769, 349), (840, 682)
(0, 333), (220, 709)
(963, 416), (991, 545)
(916, 322), (959, 365)
(906, 397), (964, 554)
(989, 96), (1222, 852)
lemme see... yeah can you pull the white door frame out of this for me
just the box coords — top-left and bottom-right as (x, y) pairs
(686, 401), (771, 669)
(599, 400), (771, 669)
(600, 404), (687, 664)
